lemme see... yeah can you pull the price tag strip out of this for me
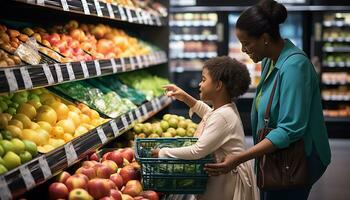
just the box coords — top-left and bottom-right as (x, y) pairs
(60, 0), (69, 11)
(0, 176), (12, 200)
(39, 155), (52, 180)
(121, 115), (128, 128)
(109, 120), (119, 137)
(151, 100), (157, 111)
(20, 67), (33, 89)
(110, 58), (117, 73)
(135, 55), (143, 69)
(120, 57), (126, 71)
(4, 68), (18, 92)
(37, 0), (45, 5)
(54, 63), (64, 83)
(118, 6), (127, 21)
(155, 98), (162, 110)
(80, 61), (89, 78)
(65, 142), (78, 166)
(93, 0), (103, 17)
(142, 54), (150, 67)
(129, 57), (136, 70)
(135, 108), (142, 120)
(135, 9), (143, 24)
(97, 127), (107, 144)
(106, 3), (115, 18)
(19, 165), (36, 190)
(141, 104), (148, 117)
(81, 0), (90, 14)
(66, 63), (75, 81)
(125, 8), (133, 22)
(128, 111), (134, 122)
(42, 64), (54, 85)
(155, 15), (162, 26)
(94, 60), (101, 76)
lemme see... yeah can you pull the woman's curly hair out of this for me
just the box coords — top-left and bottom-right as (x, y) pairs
(203, 56), (251, 100)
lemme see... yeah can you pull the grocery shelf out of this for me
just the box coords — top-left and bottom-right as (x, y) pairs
(322, 96), (350, 101)
(322, 81), (350, 86)
(323, 62), (350, 68)
(169, 20), (217, 27)
(0, 51), (167, 94)
(323, 21), (350, 27)
(323, 38), (350, 43)
(170, 34), (218, 41)
(324, 116), (350, 122)
(170, 52), (217, 59)
(0, 95), (172, 200)
(12, 0), (166, 26)
(323, 46), (350, 52)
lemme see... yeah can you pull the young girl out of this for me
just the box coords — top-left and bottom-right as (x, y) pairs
(152, 56), (258, 200)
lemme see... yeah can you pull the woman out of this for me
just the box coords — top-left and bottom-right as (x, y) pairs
(205, 0), (331, 199)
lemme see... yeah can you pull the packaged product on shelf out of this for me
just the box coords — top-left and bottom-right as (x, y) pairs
(14, 37), (41, 65)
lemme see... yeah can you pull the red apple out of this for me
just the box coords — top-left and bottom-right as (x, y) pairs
(110, 189), (122, 200)
(101, 152), (111, 162)
(82, 160), (98, 168)
(109, 173), (123, 190)
(119, 165), (141, 185)
(49, 182), (69, 200)
(99, 197), (113, 200)
(89, 153), (100, 161)
(68, 188), (93, 200)
(107, 179), (116, 189)
(74, 173), (89, 183)
(106, 151), (123, 167)
(121, 194), (134, 200)
(87, 178), (111, 199)
(141, 191), (159, 200)
(119, 148), (134, 163)
(57, 171), (71, 183)
(129, 162), (141, 170)
(122, 180), (143, 197)
(65, 174), (88, 191)
(76, 166), (96, 180)
(95, 164), (114, 179)
(102, 160), (118, 172)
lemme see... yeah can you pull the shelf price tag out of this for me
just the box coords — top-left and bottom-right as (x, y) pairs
(27, 0), (35, 3)
(147, 13), (154, 25)
(66, 63), (75, 81)
(142, 55), (149, 66)
(141, 104), (148, 117)
(135, 55), (143, 68)
(106, 3), (115, 18)
(93, 0), (103, 17)
(128, 112), (134, 122)
(94, 60), (101, 76)
(65, 142), (78, 166)
(4, 68), (18, 92)
(151, 100), (157, 111)
(129, 57), (136, 70)
(135, 9), (143, 23)
(81, 0), (90, 14)
(0, 176), (11, 200)
(42, 64), (54, 85)
(125, 8), (133, 22)
(121, 115), (128, 128)
(135, 108), (142, 120)
(110, 58), (117, 73)
(118, 6), (127, 21)
(20, 67), (33, 90)
(39, 155), (52, 180)
(120, 57), (126, 71)
(155, 15), (162, 26)
(60, 0), (69, 11)
(109, 120), (120, 137)
(54, 63), (64, 83)
(19, 165), (35, 190)
(97, 127), (107, 144)
(80, 61), (89, 78)
(37, 0), (45, 5)
(155, 98), (161, 110)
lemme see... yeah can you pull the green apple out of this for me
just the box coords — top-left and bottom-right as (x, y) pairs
(167, 127), (177, 137)
(12, 92), (28, 105)
(1, 130), (13, 140)
(23, 140), (38, 157)
(3, 151), (21, 170)
(0, 101), (8, 112)
(11, 138), (25, 154)
(8, 102), (19, 109)
(143, 123), (153, 136)
(148, 133), (160, 138)
(28, 93), (40, 101)
(163, 114), (172, 121)
(0, 157), (5, 166)
(161, 132), (173, 138)
(160, 120), (169, 131)
(168, 118), (179, 128)
(0, 145), (4, 157)
(68, 188), (93, 200)
(0, 164), (8, 174)
(152, 124), (163, 136)
(188, 123), (198, 129)
(186, 128), (196, 137)
(133, 123), (143, 134)
(178, 120), (188, 129)
(176, 128), (186, 137)
(19, 151), (32, 164)
(6, 107), (17, 115)
(178, 116), (185, 121)
(0, 140), (15, 153)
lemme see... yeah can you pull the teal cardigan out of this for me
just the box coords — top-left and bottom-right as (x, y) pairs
(251, 39), (331, 166)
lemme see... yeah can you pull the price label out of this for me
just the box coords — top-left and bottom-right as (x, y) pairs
(42, 64), (54, 85)
(147, 13), (154, 25)
(65, 142), (78, 166)
(37, 0), (45, 5)
(19, 165), (35, 190)
(93, 0), (103, 17)
(149, 53), (155, 64)
(141, 104), (148, 117)
(80, 61), (89, 78)
(66, 63), (75, 81)
(121, 115), (128, 128)
(20, 67), (33, 89)
(4, 68), (18, 92)
(106, 3), (115, 18)
(142, 55), (149, 66)
(128, 112), (134, 122)
(155, 98), (161, 109)
(27, 0), (35, 3)
(54, 63), (64, 83)
(0, 176), (12, 200)
(39, 156), (52, 179)
(94, 60), (101, 76)
(97, 127), (107, 144)
(81, 0), (90, 14)
(120, 57), (126, 71)
(135, 9), (143, 23)
(118, 6), (127, 21)
(60, 0), (69, 11)
(135, 55), (143, 68)
(110, 58), (117, 73)
(129, 57), (136, 70)
(155, 15), (162, 26)
(125, 8), (133, 22)
(151, 100), (157, 110)
(135, 108), (142, 120)
(109, 120), (119, 137)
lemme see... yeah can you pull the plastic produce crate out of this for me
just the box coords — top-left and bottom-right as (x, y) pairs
(135, 138), (214, 194)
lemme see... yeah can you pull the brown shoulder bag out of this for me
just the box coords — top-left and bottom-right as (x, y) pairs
(256, 72), (308, 190)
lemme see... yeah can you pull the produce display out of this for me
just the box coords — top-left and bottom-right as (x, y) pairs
(132, 114), (198, 139)
(53, 80), (137, 118)
(48, 147), (159, 200)
(0, 88), (108, 154)
(117, 70), (170, 100)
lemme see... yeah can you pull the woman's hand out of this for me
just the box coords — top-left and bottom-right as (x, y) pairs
(151, 149), (160, 158)
(204, 154), (241, 176)
(163, 84), (196, 107)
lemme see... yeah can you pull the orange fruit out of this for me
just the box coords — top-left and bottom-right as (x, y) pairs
(50, 102), (69, 121)
(56, 119), (75, 134)
(51, 126), (65, 138)
(36, 105), (57, 126)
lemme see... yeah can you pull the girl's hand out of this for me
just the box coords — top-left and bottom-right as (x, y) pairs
(163, 84), (187, 102)
(151, 149), (160, 158)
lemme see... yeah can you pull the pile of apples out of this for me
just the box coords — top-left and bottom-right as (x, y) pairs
(22, 20), (152, 62)
(133, 114), (198, 138)
(49, 147), (159, 200)
(0, 88), (109, 154)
